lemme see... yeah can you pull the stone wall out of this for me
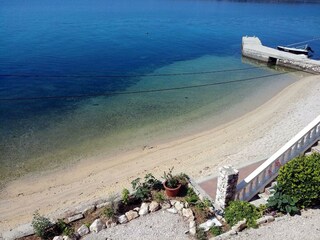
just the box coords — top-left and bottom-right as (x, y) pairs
(215, 166), (239, 209)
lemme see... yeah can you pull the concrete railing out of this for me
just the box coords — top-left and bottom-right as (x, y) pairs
(235, 114), (320, 201)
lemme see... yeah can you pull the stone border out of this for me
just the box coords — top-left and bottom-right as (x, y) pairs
(2, 197), (114, 240)
(3, 178), (212, 240)
(73, 199), (196, 239)
(209, 215), (275, 240)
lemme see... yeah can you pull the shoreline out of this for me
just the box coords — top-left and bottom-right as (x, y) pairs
(0, 55), (300, 186)
(1, 75), (320, 232)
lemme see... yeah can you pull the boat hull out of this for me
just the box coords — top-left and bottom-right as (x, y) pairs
(277, 46), (308, 55)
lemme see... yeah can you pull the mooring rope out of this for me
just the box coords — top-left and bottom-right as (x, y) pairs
(286, 37), (320, 47)
(0, 72), (289, 102)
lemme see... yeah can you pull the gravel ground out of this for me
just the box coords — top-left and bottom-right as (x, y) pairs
(232, 208), (320, 240)
(83, 210), (193, 240)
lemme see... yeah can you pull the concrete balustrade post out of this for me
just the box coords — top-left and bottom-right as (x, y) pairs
(215, 165), (239, 210)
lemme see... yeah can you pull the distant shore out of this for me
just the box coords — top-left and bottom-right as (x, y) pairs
(1, 75), (320, 232)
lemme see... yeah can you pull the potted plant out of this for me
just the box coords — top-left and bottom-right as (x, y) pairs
(162, 167), (182, 197)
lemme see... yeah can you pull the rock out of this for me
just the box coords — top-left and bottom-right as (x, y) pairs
(167, 208), (178, 214)
(125, 210), (139, 221)
(149, 201), (160, 212)
(111, 222), (117, 227)
(216, 215), (223, 221)
(199, 221), (213, 232)
(213, 218), (223, 227)
(256, 215), (275, 225)
(189, 227), (196, 235)
(67, 213), (84, 223)
(209, 207), (215, 213)
(75, 203), (95, 215)
(139, 202), (149, 216)
(231, 219), (247, 232)
(53, 237), (63, 240)
(182, 208), (194, 221)
(215, 229), (237, 239)
(2, 223), (34, 240)
(256, 217), (266, 225)
(189, 220), (196, 228)
(170, 200), (177, 205)
(65, 210), (77, 218)
(106, 219), (117, 228)
(229, 229), (237, 236)
(94, 198), (109, 205)
(118, 214), (128, 224)
(96, 201), (110, 209)
(184, 202), (189, 208)
(63, 236), (72, 240)
(199, 218), (223, 231)
(106, 219), (112, 227)
(266, 215), (275, 222)
(275, 216), (286, 222)
(133, 207), (140, 212)
(174, 201), (184, 211)
(82, 205), (96, 215)
(77, 224), (90, 236)
(160, 201), (171, 210)
(90, 219), (105, 233)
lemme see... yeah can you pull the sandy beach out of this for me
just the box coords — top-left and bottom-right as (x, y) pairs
(0, 75), (320, 233)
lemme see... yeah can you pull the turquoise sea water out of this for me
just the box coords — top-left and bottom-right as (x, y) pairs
(0, 0), (320, 183)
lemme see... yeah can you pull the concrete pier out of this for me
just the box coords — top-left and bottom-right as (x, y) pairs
(242, 36), (320, 74)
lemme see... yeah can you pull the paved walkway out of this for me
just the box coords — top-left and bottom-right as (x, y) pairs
(233, 208), (320, 240)
(198, 160), (265, 200)
(83, 211), (190, 240)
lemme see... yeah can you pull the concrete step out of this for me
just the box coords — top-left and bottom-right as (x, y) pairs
(250, 197), (267, 207)
(258, 192), (271, 201)
(265, 187), (276, 196)
(256, 181), (276, 201)
(305, 150), (313, 156)
(311, 144), (320, 153)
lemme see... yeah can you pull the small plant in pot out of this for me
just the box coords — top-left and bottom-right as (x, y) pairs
(162, 167), (181, 197)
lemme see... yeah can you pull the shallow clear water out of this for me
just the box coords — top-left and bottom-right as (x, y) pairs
(0, 0), (319, 183)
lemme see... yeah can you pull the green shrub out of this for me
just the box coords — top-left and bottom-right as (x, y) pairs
(143, 173), (162, 190)
(131, 177), (150, 200)
(131, 173), (162, 200)
(195, 198), (212, 210)
(196, 227), (207, 240)
(31, 211), (53, 239)
(121, 188), (130, 205)
(257, 204), (267, 216)
(267, 185), (299, 216)
(104, 204), (115, 219)
(224, 201), (261, 228)
(185, 187), (199, 205)
(153, 191), (166, 203)
(210, 226), (222, 236)
(56, 219), (74, 237)
(277, 153), (320, 208)
(63, 227), (74, 237)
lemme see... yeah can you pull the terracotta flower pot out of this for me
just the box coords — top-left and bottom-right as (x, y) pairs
(163, 181), (181, 197)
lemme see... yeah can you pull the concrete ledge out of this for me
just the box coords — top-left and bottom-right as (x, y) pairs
(2, 223), (34, 240)
(242, 36), (320, 74)
(188, 177), (215, 203)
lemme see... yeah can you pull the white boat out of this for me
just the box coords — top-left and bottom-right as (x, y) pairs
(277, 45), (313, 56)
